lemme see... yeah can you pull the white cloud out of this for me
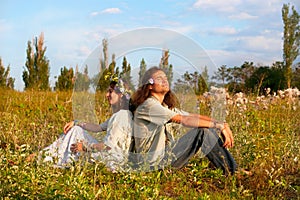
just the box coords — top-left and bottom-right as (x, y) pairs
(102, 8), (122, 14)
(211, 27), (238, 35)
(84, 25), (126, 42)
(162, 25), (195, 36)
(90, 8), (122, 16)
(229, 12), (258, 20)
(207, 49), (281, 68)
(193, 0), (241, 13)
(234, 35), (282, 52)
(90, 12), (99, 16)
(75, 45), (92, 57)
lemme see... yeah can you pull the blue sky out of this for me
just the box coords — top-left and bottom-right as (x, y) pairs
(1, 0), (299, 90)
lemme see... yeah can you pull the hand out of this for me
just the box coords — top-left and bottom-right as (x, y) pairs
(220, 123), (234, 148)
(70, 142), (86, 153)
(92, 143), (111, 151)
(63, 121), (75, 134)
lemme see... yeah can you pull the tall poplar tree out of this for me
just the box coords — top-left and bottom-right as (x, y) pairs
(22, 32), (50, 90)
(282, 3), (300, 88)
(120, 56), (133, 89)
(138, 58), (147, 87)
(95, 54), (118, 91)
(159, 49), (173, 87)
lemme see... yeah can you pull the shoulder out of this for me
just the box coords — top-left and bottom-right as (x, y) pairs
(111, 109), (133, 120)
(136, 97), (158, 111)
(142, 97), (158, 106)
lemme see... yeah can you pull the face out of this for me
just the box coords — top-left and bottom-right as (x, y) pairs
(106, 87), (122, 106)
(150, 70), (170, 94)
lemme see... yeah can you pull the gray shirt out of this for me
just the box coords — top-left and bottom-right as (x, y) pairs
(133, 96), (179, 165)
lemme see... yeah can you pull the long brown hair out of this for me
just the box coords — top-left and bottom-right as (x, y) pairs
(130, 66), (179, 112)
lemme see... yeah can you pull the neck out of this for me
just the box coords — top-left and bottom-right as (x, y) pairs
(111, 104), (120, 113)
(151, 92), (165, 104)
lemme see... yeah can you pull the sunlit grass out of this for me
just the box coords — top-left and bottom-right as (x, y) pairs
(0, 89), (299, 199)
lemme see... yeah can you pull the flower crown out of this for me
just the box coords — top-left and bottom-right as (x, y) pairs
(104, 73), (132, 100)
(114, 79), (132, 100)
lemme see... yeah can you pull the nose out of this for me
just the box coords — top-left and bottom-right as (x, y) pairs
(160, 77), (169, 85)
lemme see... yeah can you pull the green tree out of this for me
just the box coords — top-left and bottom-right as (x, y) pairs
(159, 49), (173, 87)
(292, 62), (300, 88)
(245, 67), (271, 95)
(243, 62), (286, 94)
(97, 55), (119, 91)
(212, 65), (229, 85)
(22, 32), (50, 90)
(227, 66), (244, 92)
(74, 65), (90, 91)
(55, 66), (74, 91)
(173, 72), (192, 94)
(199, 66), (209, 94)
(0, 58), (15, 89)
(269, 62), (286, 92)
(101, 38), (109, 70)
(228, 62), (256, 93)
(174, 71), (207, 95)
(282, 3), (300, 88)
(212, 62), (257, 93)
(240, 62), (255, 84)
(201, 66), (209, 84)
(197, 74), (208, 95)
(138, 58), (147, 87)
(93, 38), (119, 91)
(119, 57), (133, 89)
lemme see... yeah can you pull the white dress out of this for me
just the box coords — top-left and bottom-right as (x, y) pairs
(39, 110), (133, 171)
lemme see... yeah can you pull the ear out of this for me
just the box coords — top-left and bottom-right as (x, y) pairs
(149, 85), (153, 90)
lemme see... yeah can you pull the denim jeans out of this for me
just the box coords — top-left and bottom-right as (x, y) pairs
(170, 128), (237, 175)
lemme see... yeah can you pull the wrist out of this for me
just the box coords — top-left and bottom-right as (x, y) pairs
(74, 120), (79, 126)
(74, 120), (86, 128)
(215, 122), (225, 131)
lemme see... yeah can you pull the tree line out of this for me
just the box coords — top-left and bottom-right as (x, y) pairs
(0, 4), (299, 95)
(210, 3), (300, 95)
(211, 61), (300, 95)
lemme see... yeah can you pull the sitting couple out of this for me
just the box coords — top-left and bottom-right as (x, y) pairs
(36, 66), (237, 174)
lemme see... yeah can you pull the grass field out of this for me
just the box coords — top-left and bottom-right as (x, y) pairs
(0, 89), (299, 199)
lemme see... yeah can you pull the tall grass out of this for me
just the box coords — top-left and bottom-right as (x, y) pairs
(0, 89), (299, 199)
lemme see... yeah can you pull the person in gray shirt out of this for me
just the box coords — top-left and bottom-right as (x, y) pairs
(130, 66), (236, 175)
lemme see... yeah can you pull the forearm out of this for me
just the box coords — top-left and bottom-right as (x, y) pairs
(192, 114), (225, 129)
(75, 121), (103, 132)
(183, 114), (232, 146)
(173, 114), (225, 129)
(174, 114), (233, 148)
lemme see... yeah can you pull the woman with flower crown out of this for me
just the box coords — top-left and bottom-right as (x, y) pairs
(28, 80), (133, 171)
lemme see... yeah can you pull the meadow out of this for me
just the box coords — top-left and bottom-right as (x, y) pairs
(0, 89), (299, 199)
